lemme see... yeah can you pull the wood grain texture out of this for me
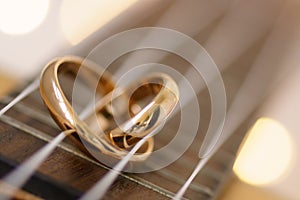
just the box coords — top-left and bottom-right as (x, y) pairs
(0, 89), (243, 200)
(0, 119), (169, 200)
(0, 37), (256, 199)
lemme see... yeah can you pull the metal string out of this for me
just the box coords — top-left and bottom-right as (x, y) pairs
(0, 78), (40, 117)
(0, 129), (74, 200)
(79, 128), (158, 200)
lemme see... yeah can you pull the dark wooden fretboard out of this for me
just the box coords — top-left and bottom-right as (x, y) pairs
(0, 85), (245, 200)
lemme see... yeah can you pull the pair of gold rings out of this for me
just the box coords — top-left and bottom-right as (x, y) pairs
(39, 56), (179, 162)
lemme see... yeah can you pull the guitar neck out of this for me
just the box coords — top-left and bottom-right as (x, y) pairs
(0, 85), (245, 200)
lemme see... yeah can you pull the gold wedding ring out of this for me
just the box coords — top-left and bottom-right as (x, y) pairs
(40, 56), (179, 162)
(40, 56), (114, 131)
(90, 73), (180, 150)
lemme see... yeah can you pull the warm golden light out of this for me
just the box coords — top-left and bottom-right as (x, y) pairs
(60, 0), (139, 46)
(0, 0), (49, 35)
(233, 118), (293, 186)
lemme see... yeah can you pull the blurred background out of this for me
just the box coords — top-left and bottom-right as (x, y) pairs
(0, 0), (299, 199)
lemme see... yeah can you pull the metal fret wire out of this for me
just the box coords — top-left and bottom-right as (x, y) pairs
(0, 115), (176, 199)
(1, 95), (229, 189)
(0, 128), (72, 200)
(0, 92), (178, 198)
(1, 96), (214, 194)
(0, 89), (237, 199)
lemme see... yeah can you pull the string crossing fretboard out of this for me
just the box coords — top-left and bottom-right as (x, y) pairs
(0, 86), (245, 200)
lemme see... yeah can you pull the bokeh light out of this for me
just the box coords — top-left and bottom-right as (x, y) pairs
(60, 0), (139, 45)
(0, 0), (49, 35)
(233, 117), (293, 186)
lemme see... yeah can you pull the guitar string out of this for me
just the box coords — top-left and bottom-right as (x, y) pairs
(9, 97), (223, 194)
(1, 90), (182, 198)
(0, 83), (235, 199)
(0, 80), (85, 199)
(0, 78), (40, 117)
(173, 129), (246, 199)
(0, 46), (230, 198)
(0, 78), (46, 199)
(0, 84), (102, 200)
(0, 94), (181, 197)
(0, 67), (228, 199)
(174, 56), (274, 199)
(0, 114), (176, 199)
(0, 112), (227, 199)
(100, 1), (281, 197)
(0, 129), (73, 200)
(0, 103), (90, 199)
(79, 97), (239, 200)
(173, 157), (210, 200)
(0, 93), (234, 199)
(2, 95), (230, 183)
(173, 98), (251, 199)
(77, 73), (225, 199)
(1, 96), (221, 197)
(0, 114), (178, 199)
(1, 93), (225, 196)
(80, 103), (237, 200)
(79, 127), (158, 200)
(0, 85), (182, 199)
(0, 0), (278, 197)
(173, 49), (279, 199)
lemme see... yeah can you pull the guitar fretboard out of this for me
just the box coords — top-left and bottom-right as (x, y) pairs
(0, 86), (245, 200)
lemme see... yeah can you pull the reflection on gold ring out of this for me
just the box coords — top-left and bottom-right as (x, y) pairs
(40, 56), (179, 162)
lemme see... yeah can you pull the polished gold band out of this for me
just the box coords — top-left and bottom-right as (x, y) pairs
(40, 56), (114, 131)
(92, 73), (180, 149)
(40, 56), (179, 162)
